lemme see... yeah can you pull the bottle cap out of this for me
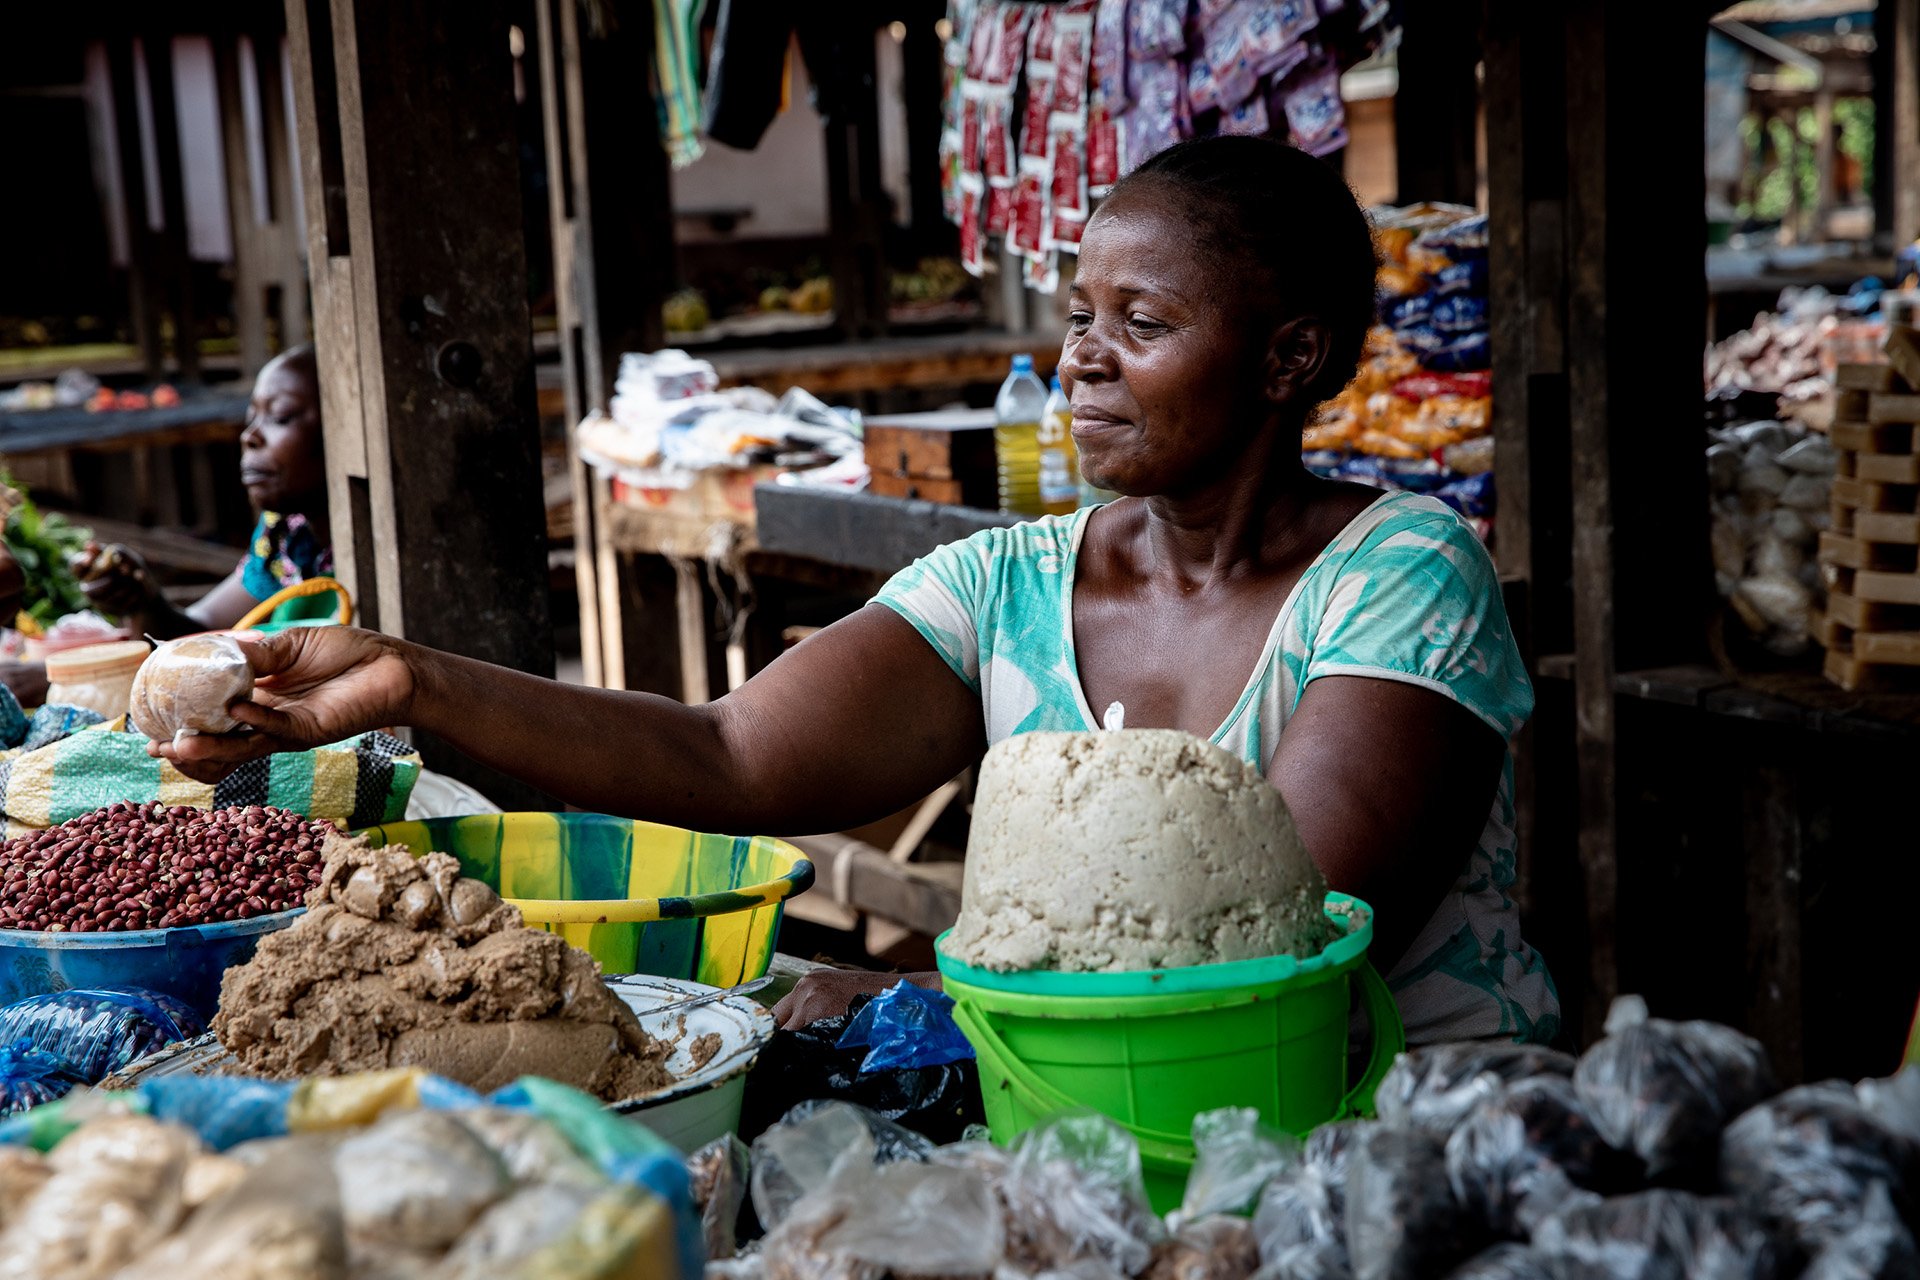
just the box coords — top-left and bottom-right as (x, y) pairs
(1050, 376), (1061, 391)
(1011, 354), (1033, 373)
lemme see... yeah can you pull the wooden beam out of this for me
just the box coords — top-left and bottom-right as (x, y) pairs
(1396, 0), (1482, 206)
(1893, 0), (1920, 245)
(285, 0), (554, 808)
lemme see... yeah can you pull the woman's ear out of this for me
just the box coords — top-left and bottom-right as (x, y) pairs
(1264, 316), (1331, 407)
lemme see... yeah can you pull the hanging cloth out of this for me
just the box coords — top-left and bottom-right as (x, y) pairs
(652, 0), (709, 166)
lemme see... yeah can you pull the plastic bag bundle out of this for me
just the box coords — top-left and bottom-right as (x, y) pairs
(1854, 1065), (1920, 1148)
(1000, 1112), (1165, 1276)
(688, 1134), (750, 1261)
(1442, 1243), (1553, 1280)
(1572, 996), (1776, 1181)
(0, 989), (204, 1084)
(1180, 1108), (1299, 1223)
(1374, 1043), (1576, 1136)
(1344, 1126), (1485, 1280)
(1801, 1182), (1919, 1280)
(1719, 1081), (1918, 1253)
(0, 1041), (84, 1116)
(1258, 1239), (1354, 1280)
(1528, 1189), (1780, 1280)
(1445, 1077), (1613, 1238)
(749, 1101), (933, 1233)
(833, 981), (974, 1074)
(1254, 1122), (1357, 1262)
(128, 633), (254, 742)
(1144, 1215), (1260, 1280)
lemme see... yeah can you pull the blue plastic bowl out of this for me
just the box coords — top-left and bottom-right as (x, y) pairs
(0, 909), (303, 1021)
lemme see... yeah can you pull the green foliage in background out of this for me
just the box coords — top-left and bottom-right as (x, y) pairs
(0, 479), (91, 627)
(1740, 98), (1875, 228)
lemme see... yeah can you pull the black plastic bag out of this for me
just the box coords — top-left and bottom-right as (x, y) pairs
(1571, 997), (1776, 1182)
(1443, 1243), (1553, 1280)
(1801, 1182), (1919, 1280)
(737, 994), (984, 1148)
(1719, 1081), (1918, 1253)
(1344, 1125), (1487, 1280)
(1529, 1189), (1780, 1280)
(1446, 1077), (1617, 1238)
(1374, 1043), (1576, 1136)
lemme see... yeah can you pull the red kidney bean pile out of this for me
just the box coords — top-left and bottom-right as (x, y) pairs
(0, 802), (333, 933)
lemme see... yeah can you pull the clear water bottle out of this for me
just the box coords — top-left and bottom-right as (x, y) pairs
(1036, 376), (1080, 517)
(993, 354), (1051, 516)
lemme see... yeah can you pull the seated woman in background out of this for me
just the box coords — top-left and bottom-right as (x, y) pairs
(75, 344), (332, 638)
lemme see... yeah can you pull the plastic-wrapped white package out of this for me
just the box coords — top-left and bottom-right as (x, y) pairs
(331, 1111), (510, 1252)
(128, 633), (255, 742)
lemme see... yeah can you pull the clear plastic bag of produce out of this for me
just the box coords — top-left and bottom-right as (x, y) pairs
(688, 1133), (750, 1260)
(833, 980), (974, 1073)
(1572, 996), (1776, 1181)
(1801, 1181), (1919, 1280)
(1344, 1125), (1486, 1280)
(1000, 1112), (1165, 1276)
(1719, 1080), (1918, 1253)
(1146, 1214), (1261, 1280)
(1445, 1076), (1615, 1238)
(749, 1100), (934, 1232)
(1254, 1121), (1357, 1262)
(1442, 1243), (1553, 1280)
(1180, 1108), (1299, 1223)
(1528, 1189), (1781, 1280)
(1258, 1239), (1354, 1280)
(1374, 1042), (1576, 1136)
(0, 1041), (84, 1117)
(0, 988), (204, 1083)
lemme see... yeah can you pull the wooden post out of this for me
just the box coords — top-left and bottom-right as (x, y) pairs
(1812, 89), (1835, 242)
(285, 0), (555, 807)
(1560, 0), (1712, 1040)
(1892, 0), (1920, 246)
(534, 0), (675, 690)
(1395, 0), (1481, 206)
(138, 32), (200, 384)
(105, 38), (165, 379)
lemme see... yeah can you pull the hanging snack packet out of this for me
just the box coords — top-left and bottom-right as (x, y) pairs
(1011, 163), (1048, 258)
(982, 93), (1016, 183)
(1051, 1), (1096, 117)
(1051, 119), (1090, 220)
(1278, 55), (1349, 157)
(986, 183), (1015, 237)
(1092, 0), (1130, 112)
(1221, 95), (1271, 137)
(1126, 0), (1188, 62)
(1089, 94), (1120, 194)
(959, 179), (987, 275)
(1122, 57), (1187, 178)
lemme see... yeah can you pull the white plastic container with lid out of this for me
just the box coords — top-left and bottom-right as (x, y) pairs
(44, 640), (152, 719)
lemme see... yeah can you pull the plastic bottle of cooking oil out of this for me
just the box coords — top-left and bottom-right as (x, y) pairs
(993, 354), (1051, 516)
(1036, 377), (1080, 517)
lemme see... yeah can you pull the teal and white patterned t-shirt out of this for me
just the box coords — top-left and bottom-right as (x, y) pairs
(874, 490), (1560, 1046)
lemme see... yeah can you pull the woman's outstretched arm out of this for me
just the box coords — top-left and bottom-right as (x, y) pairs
(156, 605), (986, 836)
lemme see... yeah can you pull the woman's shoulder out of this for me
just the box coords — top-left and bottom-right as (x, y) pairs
(1331, 492), (1494, 583)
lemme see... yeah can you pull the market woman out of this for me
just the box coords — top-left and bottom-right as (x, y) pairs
(75, 344), (333, 638)
(156, 138), (1558, 1048)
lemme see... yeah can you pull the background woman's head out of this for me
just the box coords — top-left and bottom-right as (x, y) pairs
(240, 344), (325, 515)
(1061, 136), (1377, 496)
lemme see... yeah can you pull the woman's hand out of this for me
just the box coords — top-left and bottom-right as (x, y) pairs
(71, 542), (161, 620)
(149, 626), (416, 780)
(771, 969), (941, 1030)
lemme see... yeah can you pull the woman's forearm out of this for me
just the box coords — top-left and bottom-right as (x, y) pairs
(404, 643), (751, 827)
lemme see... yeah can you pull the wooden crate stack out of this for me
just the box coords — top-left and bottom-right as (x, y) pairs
(1818, 331), (1920, 690)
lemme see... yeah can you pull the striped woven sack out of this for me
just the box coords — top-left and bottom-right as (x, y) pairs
(0, 721), (421, 836)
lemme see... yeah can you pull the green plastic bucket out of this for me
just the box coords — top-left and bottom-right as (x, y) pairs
(936, 895), (1403, 1214)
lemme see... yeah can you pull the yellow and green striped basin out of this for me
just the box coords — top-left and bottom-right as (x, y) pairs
(353, 813), (814, 987)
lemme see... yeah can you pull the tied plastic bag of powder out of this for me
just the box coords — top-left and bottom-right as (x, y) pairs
(1801, 1182), (1919, 1280)
(999, 1113), (1165, 1277)
(1254, 1121), (1357, 1264)
(749, 1101), (934, 1232)
(1855, 1065), (1920, 1147)
(330, 1110), (510, 1252)
(0, 1114), (201, 1280)
(1444, 1077), (1616, 1238)
(129, 633), (255, 742)
(1441, 1244), (1553, 1280)
(1572, 996), (1776, 1181)
(759, 1149), (1003, 1280)
(1143, 1215), (1260, 1280)
(1257, 1239), (1354, 1280)
(1343, 1126), (1486, 1280)
(1374, 1043), (1576, 1137)
(1528, 1189), (1780, 1280)
(1718, 1081), (1918, 1253)
(1178, 1108), (1299, 1224)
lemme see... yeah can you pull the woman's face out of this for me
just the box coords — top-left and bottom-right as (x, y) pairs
(1059, 190), (1276, 497)
(240, 355), (324, 514)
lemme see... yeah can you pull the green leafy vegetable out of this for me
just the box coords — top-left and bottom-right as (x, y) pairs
(0, 477), (92, 627)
